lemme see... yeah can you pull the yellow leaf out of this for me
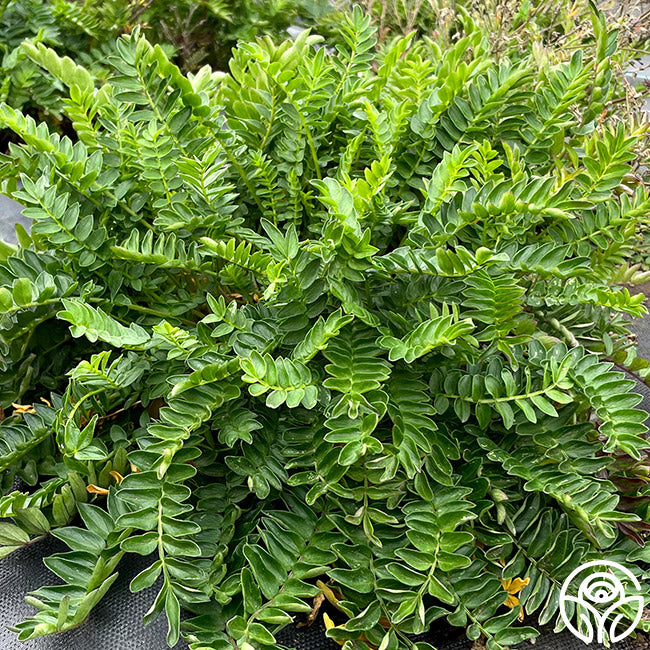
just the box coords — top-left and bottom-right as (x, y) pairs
(316, 579), (346, 612)
(502, 574), (529, 620)
(501, 576), (530, 595)
(504, 594), (519, 608)
(322, 613), (344, 646)
(86, 484), (109, 495)
(109, 471), (124, 484)
(11, 402), (36, 414)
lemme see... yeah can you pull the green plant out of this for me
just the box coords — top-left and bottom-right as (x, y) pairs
(337, 0), (650, 56)
(0, 0), (334, 126)
(0, 7), (649, 650)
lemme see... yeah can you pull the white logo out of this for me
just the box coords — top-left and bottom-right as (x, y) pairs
(559, 560), (644, 644)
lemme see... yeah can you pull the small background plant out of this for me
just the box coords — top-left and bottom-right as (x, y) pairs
(0, 0), (335, 135)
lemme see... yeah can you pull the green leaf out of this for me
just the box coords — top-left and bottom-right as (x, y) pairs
(12, 278), (33, 305)
(0, 522), (30, 546)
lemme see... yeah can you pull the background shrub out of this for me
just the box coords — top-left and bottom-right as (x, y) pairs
(0, 0), (334, 127)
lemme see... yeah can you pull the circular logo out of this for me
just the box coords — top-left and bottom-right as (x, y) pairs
(559, 560), (644, 644)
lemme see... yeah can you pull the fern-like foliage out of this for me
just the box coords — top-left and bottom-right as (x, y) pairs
(0, 6), (648, 650)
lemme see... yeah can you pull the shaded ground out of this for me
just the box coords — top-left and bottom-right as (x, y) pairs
(0, 193), (29, 244)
